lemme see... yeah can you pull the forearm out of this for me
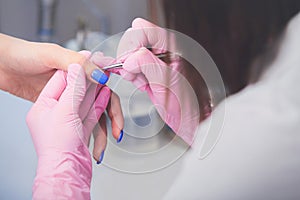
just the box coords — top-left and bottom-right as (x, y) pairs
(0, 33), (43, 95)
(0, 33), (84, 100)
(0, 33), (26, 91)
(0, 33), (27, 70)
(33, 147), (92, 200)
(0, 33), (85, 74)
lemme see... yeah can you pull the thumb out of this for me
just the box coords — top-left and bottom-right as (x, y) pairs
(59, 64), (87, 113)
(37, 70), (67, 102)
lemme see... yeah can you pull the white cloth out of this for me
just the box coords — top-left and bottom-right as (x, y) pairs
(163, 12), (300, 200)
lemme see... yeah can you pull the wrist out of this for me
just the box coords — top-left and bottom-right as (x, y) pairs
(0, 33), (28, 68)
(33, 147), (92, 199)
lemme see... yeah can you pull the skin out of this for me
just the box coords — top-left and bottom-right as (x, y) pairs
(0, 33), (86, 101)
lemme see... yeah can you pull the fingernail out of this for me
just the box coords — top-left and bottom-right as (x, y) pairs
(117, 130), (124, 143)
(96, 151), (105, 165)
(91, 69), (108, 84)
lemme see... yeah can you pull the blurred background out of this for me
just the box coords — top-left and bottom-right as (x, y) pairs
(0, 0), (149, 42)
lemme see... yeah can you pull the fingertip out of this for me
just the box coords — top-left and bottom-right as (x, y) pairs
(91, 68), (109, 85)
(54, 69), (68, 84)
(83, 60), (100, 82)
(132, 17), (143, 26)
(116, 27), (135, 61)
(93, 147), (105, 164)
(106, 92), (124, 143)
(132, 18), (154, 28)
(112, 127), (123, 141)
(93, 116), (107, 164)
(95, 150), (105, 165)
(92, 51), (104, 57)
(83, 58), (110, 85)
(90, 52), (115, 67)
(78, 50), (92, 58)
(117, 130), (124, 143)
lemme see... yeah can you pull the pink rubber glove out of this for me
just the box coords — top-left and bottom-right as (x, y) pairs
(117, 18), (200, 145)
(119, 47), (200, 145)
(26, 64), (111, 199)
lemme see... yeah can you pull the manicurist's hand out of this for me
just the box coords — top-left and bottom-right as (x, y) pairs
(26, 63), (110, 199)
(116, 18), (201, 145)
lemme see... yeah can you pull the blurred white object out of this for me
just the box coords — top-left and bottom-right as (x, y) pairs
(163, 12), (300, 200)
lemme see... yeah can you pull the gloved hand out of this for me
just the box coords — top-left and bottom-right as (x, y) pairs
(116, 18), (201, 145)
(26, 64), (111, 199)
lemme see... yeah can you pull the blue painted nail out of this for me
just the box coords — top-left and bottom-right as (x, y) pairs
(91, 69), (108, 85)
(96, 151), (105, 165)
(117, 130), (124, 143)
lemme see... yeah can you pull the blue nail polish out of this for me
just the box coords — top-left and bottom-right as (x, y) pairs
(117, 130), (124, 143)
(91, 69), (108, 85)
(96, 151), (105, 165)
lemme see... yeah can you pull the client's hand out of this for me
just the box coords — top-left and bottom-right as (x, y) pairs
(0, 33), (108, 102)
(26, 64), (110, 199)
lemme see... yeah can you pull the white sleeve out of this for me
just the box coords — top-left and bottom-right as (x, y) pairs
(163, 82), (300, 200)
(163, 13), (300, 200)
